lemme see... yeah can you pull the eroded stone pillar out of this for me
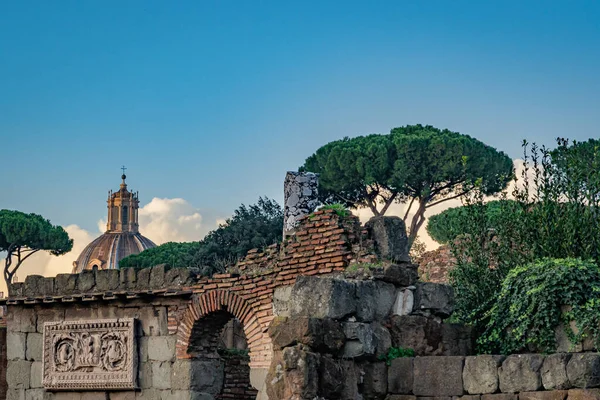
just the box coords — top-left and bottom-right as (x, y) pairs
(283, 171), (319, 238)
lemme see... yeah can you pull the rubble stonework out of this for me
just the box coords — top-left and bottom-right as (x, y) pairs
(283, 171), (319, 237)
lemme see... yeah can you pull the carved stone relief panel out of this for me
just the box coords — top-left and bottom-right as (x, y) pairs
(42, 318), (137, 390)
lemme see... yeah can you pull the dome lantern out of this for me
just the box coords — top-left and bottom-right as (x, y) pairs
(72, 168), (156, 272)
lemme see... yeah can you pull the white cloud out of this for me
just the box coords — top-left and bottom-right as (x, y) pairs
(1, 197), (218, 297)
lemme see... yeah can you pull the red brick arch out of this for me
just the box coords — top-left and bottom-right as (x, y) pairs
(176, 290), (273, 368)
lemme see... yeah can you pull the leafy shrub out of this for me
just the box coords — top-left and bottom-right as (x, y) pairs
(480, 258), (600, 354)
(378, 347), (415, 365)
(426, 200), (514, 244)
(449, 138), (600, 347)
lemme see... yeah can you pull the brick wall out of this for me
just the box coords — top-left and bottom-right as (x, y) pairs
(2, 208), (377, 398)
(416, 245), (455, 283)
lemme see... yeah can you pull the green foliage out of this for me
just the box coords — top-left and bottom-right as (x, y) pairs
(120, 197), (283, 275)
(301, 124), (513, 246)
(378, 347), (415, 365)
(316, 203), (349, 218)
(0, 209), (73, 285)
(480, 258), (600, 354)
(449, 138), (600, 349)
(426, 200), (514, 244)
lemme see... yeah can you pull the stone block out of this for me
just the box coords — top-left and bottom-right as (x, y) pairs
(171, 359), (224, 394)
(139, 362), (152, 389)
(36, 308), (65, 333)
(45, 393), (83, 400)
(135, 389), (161, 400)
(365, 216), (410, 262)
(7, 332), (26, 360)
(23, 275), (44, 298)
(9, 282), (24, 297)
(164, 268), (197, 287)
(120, 267), (137, 290)
(340, 360), (360, 400)
(272, 286), (292, 317)
(140, 306), (168, 336)
(136, 268), (151, 291)
(543, 353), (572, 390)
(148, 336), (176, 362)
(393, 289), (415, 316)
(152, 362), (172, 390)
(282, 346), (320, 398)
(54, 274), (78, 295)
(24, 389), (48, 400)
(26, 333), (43, 361)
(40, 277), (55, 296)
(139, 337), (149, 362)
(463, 355), (504, 394)
(290, 276), (356, 319)
(388, 357), (414, 394)
(382, 264), (419, 286)
(6, 389), (25, 400)
(64, 306), (98, 320)
(355, 280), (396, 322)
(386, 396), (417, 400)
(362, 361), (388, 399)
(150, 265), (166, 289)
(109, 393), (135, 400)
(414, 282), (454, 318)
(30, 361), (43, 388)
(389, 315), (442, 356)
(95, 269), (120, 291)
(269, 316), (321, 350)
(321, 318), (346, 353)
(13, 307), (37, 332)
(413, 356), (464, 396)
(481, 395), (517, 400)
(318, 355), (344, 398)
(498, 354), (544, 393)
(162, 391), (213, 400)
(7, 360), (32, 389)
(441, 323), (474, 356)
(519, 391), (568, 400)
(567, 353), (600, 388)
(77, 270), (95, 292)
(454, 396), (481, 400)
(342, 322), (376, 358)
(568, 389), (600, 400)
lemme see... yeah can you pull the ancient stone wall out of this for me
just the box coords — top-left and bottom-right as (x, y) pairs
(265, 268), (470, 399)
(1, 209), (382, 399)
(265, 272), (600, 400)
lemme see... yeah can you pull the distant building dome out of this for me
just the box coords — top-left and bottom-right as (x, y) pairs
(72, 170), (156, 272)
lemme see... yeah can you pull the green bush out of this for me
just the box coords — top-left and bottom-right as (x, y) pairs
(480, 258), (600, 354)
(426, 200), (515, 245)
(449, 138), (600, 347)
(317, 203), (350, 218)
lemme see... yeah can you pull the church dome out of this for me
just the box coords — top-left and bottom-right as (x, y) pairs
(72, 169), (156, 272)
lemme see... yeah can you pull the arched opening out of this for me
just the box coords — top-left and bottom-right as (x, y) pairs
(177, 291), (272, 399)
(188, 311), (258, 399)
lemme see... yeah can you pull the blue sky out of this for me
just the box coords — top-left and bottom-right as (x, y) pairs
(1, 0), (599, 235)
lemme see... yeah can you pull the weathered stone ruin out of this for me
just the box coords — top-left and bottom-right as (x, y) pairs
(2, 173), (600, 400)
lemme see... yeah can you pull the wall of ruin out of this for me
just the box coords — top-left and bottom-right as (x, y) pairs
(2, 208), (383, 399)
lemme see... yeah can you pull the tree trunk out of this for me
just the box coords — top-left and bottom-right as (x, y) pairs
(407, 199), (427, 249)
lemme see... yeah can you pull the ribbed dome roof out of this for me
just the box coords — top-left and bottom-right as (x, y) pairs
(72, 232), (156, 272)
